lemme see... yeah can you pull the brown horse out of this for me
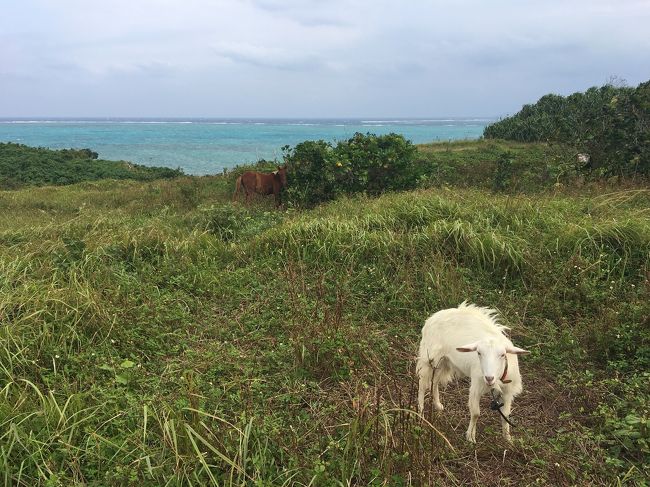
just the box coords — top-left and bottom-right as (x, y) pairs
(233, 166), (288, 206)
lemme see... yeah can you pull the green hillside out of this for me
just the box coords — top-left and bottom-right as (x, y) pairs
(1, 144), (647, 484)
(0, 142), (182, 189)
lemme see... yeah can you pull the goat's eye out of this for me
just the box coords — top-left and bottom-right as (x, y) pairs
(477, 352), (481, 356)
(501, 354), (506, 358)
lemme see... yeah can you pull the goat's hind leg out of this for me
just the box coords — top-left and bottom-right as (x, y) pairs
(430, 359), (445, 411)
(416, 358), (433, 414)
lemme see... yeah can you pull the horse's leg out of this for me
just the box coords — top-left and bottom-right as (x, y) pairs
(232, 177), (241, 202)
(273, 180), (282, 208)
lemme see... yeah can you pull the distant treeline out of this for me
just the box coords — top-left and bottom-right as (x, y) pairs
(0, 143), (182, 189)
(484, 80), (650, 177)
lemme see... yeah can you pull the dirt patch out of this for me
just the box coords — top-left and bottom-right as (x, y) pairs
(312, 358), (611, 485)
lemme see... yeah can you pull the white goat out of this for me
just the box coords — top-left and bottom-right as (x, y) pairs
(416, 302), (529, 443)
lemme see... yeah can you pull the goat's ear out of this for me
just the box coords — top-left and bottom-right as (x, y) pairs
(456, 342), (478, 352)
(277, 166), (282, 171)
(505, 345), (530, 355)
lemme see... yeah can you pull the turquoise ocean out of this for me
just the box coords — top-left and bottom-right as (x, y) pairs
(0, 118), (491, 175)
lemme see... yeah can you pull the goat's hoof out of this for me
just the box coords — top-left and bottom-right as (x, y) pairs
(465, 432), (476, 443)
(434, 402), (444, 411)
(503, 434), (512, 443)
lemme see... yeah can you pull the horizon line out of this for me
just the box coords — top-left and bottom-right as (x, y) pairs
(0, 115), (500, 120)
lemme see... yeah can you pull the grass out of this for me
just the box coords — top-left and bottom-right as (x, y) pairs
(416, 139), (582, 192)
(0, 141), (648, 485)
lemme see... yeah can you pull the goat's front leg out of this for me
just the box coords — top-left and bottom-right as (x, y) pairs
(500, 394), (513, 442)
(465, 380), (482, 443)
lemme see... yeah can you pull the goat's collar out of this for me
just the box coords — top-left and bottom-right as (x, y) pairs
(500, 358), (512, 384)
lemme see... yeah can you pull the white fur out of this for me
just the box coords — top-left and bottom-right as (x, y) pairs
(416, 302), (529, 443)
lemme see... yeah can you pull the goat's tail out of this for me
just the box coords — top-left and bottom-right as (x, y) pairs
(232, 176), (242, 202)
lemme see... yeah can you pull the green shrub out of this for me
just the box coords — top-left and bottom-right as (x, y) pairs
(282, 133), (419, 206)
(282, 140), (339, 207)
(334, 132), (419, 194)
(484, 79), (650, 178)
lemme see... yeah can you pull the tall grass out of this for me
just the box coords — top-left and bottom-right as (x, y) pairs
(0, 161), (648, 484)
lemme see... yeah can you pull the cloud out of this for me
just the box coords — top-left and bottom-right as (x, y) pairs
(212, 42), (324, 71)
(99, 61), (179, 79)
(247, 0), (350, 27)
(462, 38), (586, 68)
(1, 0), (649, 117)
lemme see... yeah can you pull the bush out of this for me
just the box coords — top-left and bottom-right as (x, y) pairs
(282, 133), (418, 207)
(282, 141), (338, 207)
(484, 79), (650, 179)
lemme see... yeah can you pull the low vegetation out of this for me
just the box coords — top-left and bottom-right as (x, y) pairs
(1, 138), (648, 484)
(281, 133), (597, 207)
(0, 142), (182, 189)
(416, 139), (577, 192)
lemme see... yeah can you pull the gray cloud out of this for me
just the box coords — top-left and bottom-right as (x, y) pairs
(1, 0), (648, 117)
(247, 0), (350, 29)
(212, 42), (325, 71)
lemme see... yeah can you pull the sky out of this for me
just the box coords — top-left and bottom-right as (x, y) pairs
(2, 0), (649, 118)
